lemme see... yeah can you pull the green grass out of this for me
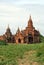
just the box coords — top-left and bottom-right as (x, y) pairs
(0, 43), (44, 65)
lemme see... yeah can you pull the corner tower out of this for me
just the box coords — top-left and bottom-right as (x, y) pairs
(4, 24), (14, 43)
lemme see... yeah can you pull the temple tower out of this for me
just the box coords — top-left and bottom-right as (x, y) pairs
(4, 25), (14, 43)
(28, 15), (33, 28)
(15, 27), (24, 43)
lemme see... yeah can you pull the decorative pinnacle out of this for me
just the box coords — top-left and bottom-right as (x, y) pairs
(8, 24), (9, 28)
(17, 27), (20, 33)
(30, 15), (31, 20)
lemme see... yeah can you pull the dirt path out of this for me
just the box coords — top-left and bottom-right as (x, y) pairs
(18, 50), (40, 65)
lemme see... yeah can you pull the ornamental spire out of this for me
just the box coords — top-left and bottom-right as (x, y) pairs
(17, 27), (20, 33)
(28, 15), (33, 28)
(8, 24), (9, 29)
(29, 15), (31, 20)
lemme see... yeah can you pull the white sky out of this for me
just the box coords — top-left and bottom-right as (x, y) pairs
(0, 0), (44, 36)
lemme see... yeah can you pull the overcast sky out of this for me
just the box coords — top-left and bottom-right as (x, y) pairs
(0, 0), (44, 36)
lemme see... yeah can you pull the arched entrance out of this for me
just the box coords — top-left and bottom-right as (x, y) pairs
(28, 37), (33, 43)
(18, 38), (21, 43)
(28, 34), (33, 43)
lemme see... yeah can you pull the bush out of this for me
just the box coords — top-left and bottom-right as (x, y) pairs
(37, 52), (42, 57)
(40, 34), (44, 42)
(0, 40), (7, 45)
(36, 44), (44, 62)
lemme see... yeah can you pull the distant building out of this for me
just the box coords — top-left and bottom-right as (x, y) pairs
(0, 16), (40, 43)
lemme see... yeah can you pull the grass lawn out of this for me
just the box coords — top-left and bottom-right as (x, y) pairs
(0, 43), (44, 65)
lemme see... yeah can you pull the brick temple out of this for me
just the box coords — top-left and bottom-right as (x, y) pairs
(0, 16), (40, 43)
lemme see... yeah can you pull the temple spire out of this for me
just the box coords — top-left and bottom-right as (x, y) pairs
(8, 24), (9, 29)
(16, 27), (20, 33)
(28, 15), (33, 28)
(6, 24), (11, 33)
(18, 27), (20, 32)
(29, 15), (31, 20)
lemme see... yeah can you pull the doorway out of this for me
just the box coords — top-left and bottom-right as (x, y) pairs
(18, 38), (21, 43)
(28, 37), (33, 43)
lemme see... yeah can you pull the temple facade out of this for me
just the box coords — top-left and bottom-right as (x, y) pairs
(0, 16), (40, 43)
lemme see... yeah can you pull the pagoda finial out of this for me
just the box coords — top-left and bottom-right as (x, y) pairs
(28, 15), (33, 27)
(29, 15), (31, 20)
(17, 27), (20, 33)
(8, 24), (9, 28)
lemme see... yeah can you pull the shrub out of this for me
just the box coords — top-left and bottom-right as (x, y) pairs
(0, 40), (7, 45)
(36, 44), (44, 62)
